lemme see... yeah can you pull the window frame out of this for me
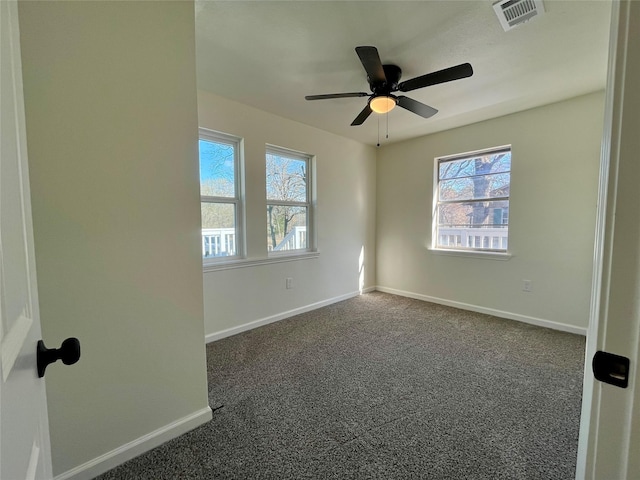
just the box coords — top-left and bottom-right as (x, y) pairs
(198, 127), (245, 264)
(265, 144), (316, 257)
(432, 145), (512, 256)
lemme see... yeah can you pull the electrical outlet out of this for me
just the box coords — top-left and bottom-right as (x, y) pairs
(286, 277), (293, 289)
(522, 279), (532, 293)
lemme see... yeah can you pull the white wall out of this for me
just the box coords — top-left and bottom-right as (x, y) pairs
(198, 91), (377, 339)
(376, 92), (605, 332)
(18, 2), (210, 477)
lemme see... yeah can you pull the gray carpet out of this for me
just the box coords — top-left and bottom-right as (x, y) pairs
(97, 292), (585, 479)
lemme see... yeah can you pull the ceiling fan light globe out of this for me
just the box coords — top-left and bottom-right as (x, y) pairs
(370, 96), (396, 114)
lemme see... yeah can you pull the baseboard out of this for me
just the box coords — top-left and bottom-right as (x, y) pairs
(375, 286), (588, 336)
(205, 287), (376, 343)
(54, 406), (213, 480)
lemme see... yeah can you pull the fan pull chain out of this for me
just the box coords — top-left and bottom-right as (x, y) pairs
(377, 114), (380, 147)
(386, 110), (389, 140)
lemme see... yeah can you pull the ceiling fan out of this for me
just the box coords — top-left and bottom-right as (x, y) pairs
(305, 46), (473, 126)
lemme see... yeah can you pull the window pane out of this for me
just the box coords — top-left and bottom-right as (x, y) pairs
(439, 151), (511, 180)
(438, 200), (509, 228)
(266, 153), (307, 202)
(436, 199), (509, 250)
(439, 172), (510, 202)
(201, 202), (236, 258)
(266, 205), (307, 251)
(199, 139), (235, 197)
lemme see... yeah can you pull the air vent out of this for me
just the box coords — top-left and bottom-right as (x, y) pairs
(493, 0), (545, 31)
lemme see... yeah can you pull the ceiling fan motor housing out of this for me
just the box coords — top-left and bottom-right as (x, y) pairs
(371, 64), (402, 94)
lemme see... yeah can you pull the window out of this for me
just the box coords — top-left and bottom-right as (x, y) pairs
(198, 128), (244, 261)
(266, 145), (314, 254)
(434, 146), (511, 252)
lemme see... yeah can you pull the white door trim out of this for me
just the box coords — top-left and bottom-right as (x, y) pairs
(576, 1), (639, 478)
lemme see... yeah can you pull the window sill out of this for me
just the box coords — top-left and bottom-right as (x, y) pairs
(428, 247), (512, 260)
(203, 250), (320, 273)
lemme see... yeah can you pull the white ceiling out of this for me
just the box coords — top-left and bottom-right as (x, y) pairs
(195, 1), (611, 147)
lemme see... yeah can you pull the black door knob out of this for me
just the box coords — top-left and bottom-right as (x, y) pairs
(37, 337), (81, 378)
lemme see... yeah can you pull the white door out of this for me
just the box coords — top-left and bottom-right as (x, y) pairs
(0, 1), (53, 479)
(576, 1), (640, 478)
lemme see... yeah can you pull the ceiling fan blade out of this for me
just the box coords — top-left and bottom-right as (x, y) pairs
(351, 104), (372, 126)
(355, 46), (386, 85)
(398, 63), (473, 92)
(305, 92), (369, 100)
(397, 96), (438, 119)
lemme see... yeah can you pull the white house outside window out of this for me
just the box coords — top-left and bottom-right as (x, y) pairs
(435, 146), (511, 252)
(198, 128), (244, 262)
(266, 146), (315, 255)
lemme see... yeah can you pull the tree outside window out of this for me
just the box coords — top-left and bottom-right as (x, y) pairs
(266, 147), (312, 253)
(435, 147), (511, 251)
